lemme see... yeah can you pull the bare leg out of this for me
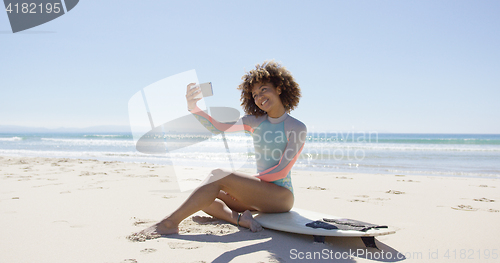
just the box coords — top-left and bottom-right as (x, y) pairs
(215, 190), (255, 213)
(132, 169), (293, 239)
(202, 199), (262, 232)
(133, 176), (221, 239)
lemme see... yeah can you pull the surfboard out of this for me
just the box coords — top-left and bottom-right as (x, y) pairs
(253, 208), (395, 247)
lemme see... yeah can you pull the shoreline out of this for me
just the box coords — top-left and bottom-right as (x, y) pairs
(2, 153), (498, 181)
(1, 155), (499, 262)
(2, 132), (499, 181)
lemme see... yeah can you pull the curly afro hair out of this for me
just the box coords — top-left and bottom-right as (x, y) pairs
(238, 60), (301, 117)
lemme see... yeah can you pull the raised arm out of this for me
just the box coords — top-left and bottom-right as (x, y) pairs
(186, 83), (254, 134)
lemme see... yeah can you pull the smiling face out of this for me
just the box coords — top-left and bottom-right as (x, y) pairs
(251, 82), (285, 117)
(238, 61), (301, 117)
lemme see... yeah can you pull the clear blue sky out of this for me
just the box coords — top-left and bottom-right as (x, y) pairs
(1, 0), (499, 133)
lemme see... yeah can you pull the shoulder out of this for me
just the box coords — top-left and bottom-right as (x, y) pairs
(285, 115), (307, 132)
(241, 114), (267, 128)
(284, 115), (307, 142)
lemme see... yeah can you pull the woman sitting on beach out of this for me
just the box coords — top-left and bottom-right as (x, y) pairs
(135, 61), (307, 238)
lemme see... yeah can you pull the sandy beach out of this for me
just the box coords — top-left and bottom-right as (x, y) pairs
(0, 156), (498, 263)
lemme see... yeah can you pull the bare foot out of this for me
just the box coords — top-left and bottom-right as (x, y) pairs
(127, 219), (179, 242)
(237, 210), (263, 232)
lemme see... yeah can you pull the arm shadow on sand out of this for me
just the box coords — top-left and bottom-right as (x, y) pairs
(165, 221), (404, 262)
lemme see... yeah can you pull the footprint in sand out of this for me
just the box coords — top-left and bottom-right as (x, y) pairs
(451, 205), (478, 211)
(17, 175), (31, 181)
(185, 178), (202, 181)
(372, 197), (390, 201)
(140, 248), (157, 254)
(32, 183), (63, 188)
(181, 216), (238, 235)
(168, 242), (201, 250)
(127, 232), (160, 242)
(77, 185), (104, 190)
(307, 186), (327, 190)
(478, 185), (496, 188)
(473, 198), (495, 202)
(131, 217), (156, 227)
(386, 190), (405, 194)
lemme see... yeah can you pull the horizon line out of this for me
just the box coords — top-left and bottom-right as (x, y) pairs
(0, 125), (499, 135)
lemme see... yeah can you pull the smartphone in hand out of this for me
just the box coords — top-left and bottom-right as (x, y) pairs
(192, 82), (213, 99)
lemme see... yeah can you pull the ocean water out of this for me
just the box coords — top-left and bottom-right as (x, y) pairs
(0, 132), (499, 179)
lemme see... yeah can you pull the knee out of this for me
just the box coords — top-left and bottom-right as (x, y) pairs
(210, 168), (232, 178)
(204, 168), (232, 185)
(211, 168), (223, 174)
